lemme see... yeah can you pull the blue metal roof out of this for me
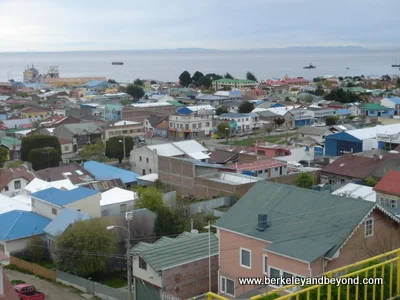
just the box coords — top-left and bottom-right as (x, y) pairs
(43, 208), (90, 237)
(387, 97), (400, 104)
(176, 107), (193, 115)
(269, 103), (285, 108)
(336, 109), (351, 115)
(83, 161), (139, 184)
(82, 80), (107, 87)
(31, 187), (99, 206)
(0, 210), (51, 241)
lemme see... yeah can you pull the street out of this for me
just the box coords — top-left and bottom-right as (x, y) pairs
(6, 269), (86, 300)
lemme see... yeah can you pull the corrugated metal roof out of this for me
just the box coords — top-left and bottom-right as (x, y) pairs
(332, 183), (376, 202)
(147, 143), (185, 157)
(214, 181), (374, 262)
(172, 140), (208, 154)
(373, 170), (400, 196)
(43, 208), (90, 237)
(101, 187), (137, 206)
(31, 187), (99, 206)
(132, 232), (218, 271)
(83, 161), (139, 184)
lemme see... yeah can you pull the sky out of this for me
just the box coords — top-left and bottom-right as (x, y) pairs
(0, 0), (399, 52)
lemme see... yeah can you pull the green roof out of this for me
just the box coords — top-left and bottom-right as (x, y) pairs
(213, 78), (257, 84)
(166, 100), (185, 107)
(214, 181), (374, 262)
(104, 104), (123, 110)
(132, 232), (218, 271)
(0, 136), (21, 148)
(362, 103), (390, 110)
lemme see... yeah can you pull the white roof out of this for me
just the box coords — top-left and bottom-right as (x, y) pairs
(252, 106), (295, 116)
(131, 103), (172, 107)
(15, 129), (33, 136)
(332, 183), (376, 202)
(0, 194), (31, 215)
(137, 173), (159, 182)
(172, 140), (209, 154)
(147, 144), (185, 157)
(187, 151), (210, 160)
(101, 187), (138, 206)
(113, 120), (141, 126)
(347, 124), (400, 140)
(186, 105), (215, 112)
(24, 178), (77, 194)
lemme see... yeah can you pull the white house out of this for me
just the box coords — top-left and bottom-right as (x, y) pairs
(101, 187), (138, 216)
(217, 112), (261, 132)
(0, 166), (35, 197)
(23, 178), (76, 195)
(380, 97), (400, 115)
(30, 187), (101, 219)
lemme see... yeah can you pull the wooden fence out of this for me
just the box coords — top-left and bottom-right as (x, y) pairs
(10, 256), (56, 281)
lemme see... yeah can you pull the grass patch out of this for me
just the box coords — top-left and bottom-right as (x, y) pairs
(94, 271), (127, 288)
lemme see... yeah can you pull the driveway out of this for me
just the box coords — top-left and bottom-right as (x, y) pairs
(6, 269), (86, 300)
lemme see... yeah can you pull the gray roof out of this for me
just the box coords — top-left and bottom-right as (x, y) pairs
(297, 126), (331, 136)
(132, 232), (218, 272)
(214, 181), (375, 262)
(43, 208), (90, 236)
(63, 122), (103, 134)
(256, 110), (279, 118)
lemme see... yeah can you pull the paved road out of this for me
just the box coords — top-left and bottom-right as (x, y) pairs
(6, 269), (85, 300)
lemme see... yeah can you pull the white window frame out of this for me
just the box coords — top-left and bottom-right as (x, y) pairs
(240, 247), (251, 269)
(268, 266), (304, 291)
(365, 217), (374, 238)
(263, 254), (268, 275)
(220, 276), (235, 297)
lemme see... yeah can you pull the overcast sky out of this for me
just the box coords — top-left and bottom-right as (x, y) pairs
(0, 0), (398, 52)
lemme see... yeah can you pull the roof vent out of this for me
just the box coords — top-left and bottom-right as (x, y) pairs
(256, 214), (268, 232)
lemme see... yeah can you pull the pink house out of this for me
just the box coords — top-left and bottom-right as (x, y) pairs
(214, 181), (400, 298)
(253, 143), (291, 158)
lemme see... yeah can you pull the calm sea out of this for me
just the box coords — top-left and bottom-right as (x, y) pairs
(0, 49), (399, 83)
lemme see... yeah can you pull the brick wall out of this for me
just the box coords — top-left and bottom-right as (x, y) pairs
(122, 106), (175, 122)
(267, 170), (321, 185)
(162, 255), (219, 299)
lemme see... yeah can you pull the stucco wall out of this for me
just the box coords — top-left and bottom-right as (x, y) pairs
(32, 197), (60, 220)
(66, 193), (101, 218)
(130, 146), (158, 175)
(0, 178), (30, 197)
(132, 255), (162, 288)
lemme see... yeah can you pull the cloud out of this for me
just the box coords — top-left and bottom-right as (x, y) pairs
(0, 0), (398, 51)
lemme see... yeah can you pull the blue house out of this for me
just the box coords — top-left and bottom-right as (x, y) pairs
(269, 103), (285, 108)
(361, 104), (394, 117)
(43, 208), (90, 259)
(104, 104), (123, 121)
(83, 161), (139, 187)
(0, 210), (51, 255)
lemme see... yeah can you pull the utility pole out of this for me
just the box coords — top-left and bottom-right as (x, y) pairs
(208, 220), (211, 292)
(126, 212), (133, 300)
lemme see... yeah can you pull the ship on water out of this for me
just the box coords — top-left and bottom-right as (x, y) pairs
(112, 62), (124, 65)
(392, 61), (400, 67)
(23, 65), (59, 83)
(303, 63), (316, 69)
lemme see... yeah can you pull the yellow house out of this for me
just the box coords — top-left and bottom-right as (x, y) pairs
(20, 107), (52, 120)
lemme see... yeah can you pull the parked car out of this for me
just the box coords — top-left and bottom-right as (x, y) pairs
(299, 160), (315, 167)
(275, 128), (285, 132)
(14, 284), (45, 300)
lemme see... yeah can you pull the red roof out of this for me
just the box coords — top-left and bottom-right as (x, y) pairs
(373, 170), (400, 196)
(58, 138), (72, 145)
(235, 159), (285, 172)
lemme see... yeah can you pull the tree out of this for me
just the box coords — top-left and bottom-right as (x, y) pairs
(108, 79), (117, 84)
(396, 78), (400, 88)
(216, 107), (228, 115)
(205, 73), (223, 81)
(133, 78), (144, 86)
(238, 101), (255, 113)
(105, 136), (134, 163)
(26, 236), (47, 263)
(179, 71), (192, 87)
(224, 72), (234, 79)
(126, 84), (144, 101)
(314, 85), (325, 96)
(197, 76), (212, 88)
(294, 173), (313, 189)
(150, 80), (157, 84)
(21, 135), (61, 161)
(324, 88), (363, 103)
(217, 122), (231, 140)
(79, 141), (105, 161)
(134, 186), (164, 213)
(246, 71), (257, 82)
(0, 147), (8, 168)
(325, 115), (339, 126)
(274, 117), (285, 128)
(28, 148), (61, 171)
(154, 206), (185, 236)
(56, 219), (117, 278)
(192, 71), (204, 83)
(119, 99), (131, 106)
(364, 176), (378, 187)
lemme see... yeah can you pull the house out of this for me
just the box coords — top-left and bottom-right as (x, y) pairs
(195, 94), (229, 107)
(331, 183), (376, 202)
(58, 138), (75, 163)
(0, 193), (31, 215)
(360, 103), (394, 117)
(297, 126), (334, 143)
(143, 94), (174, 103)
(214, 181), (400, 298)
(19, 106), (52, 120)
(0, 210), (50, 255)
(130, 140), (210, 175)
(80, 178), (125, 192)
(43, 208), (90, 259)
(30, 186), (101, 219)
(39, 115), (80, 128)
(102, 120), (143, 142)
(23, 178), (76, 195)
(0, 136), (22, 160)
(137, 174), (159, 186)
(0, 166), (35, 197)
(214, 90), (242, 100)
(143, 115), (169, 138)
(104, 104), (123, 121)
(54, 123), (103, 151)
(34, 163), (95, 185)
(234, 159), (287, 178)
(286, 109), (314, 127)
(0, 267), (20, 299)
(83, 161), (139, 187)
(218, 112), (261, 133)
(81, 80), (111, 91)
(380, 97), (400, 115)
(101, 187), (138, 216)
(253, 143), (291, 158)
(212, 79), (258, 90)
(131, 232), (218, 300)
(373, 170), (400, 211)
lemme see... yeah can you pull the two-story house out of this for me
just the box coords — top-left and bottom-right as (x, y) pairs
(218, 112), (261, 133)
(103, 120), (143, 142)
(104, 104), (123, 121)
(30, 186), (101, 219)
(373, 170), (400, 210)
(214, 181), (400, 298)
(19, 106), (52, 120)
(361, 103), (394, 118)
(0, 166), (35, 197)
(54, 123), (103, 152)
(380, 97), (400, 115)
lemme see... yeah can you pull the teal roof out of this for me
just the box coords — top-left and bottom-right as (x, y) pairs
(0, 136), (21, 148)
(362, 103), (390, 110)
(214, 181), (374, 262)
(213, 78), (257, 84)
(166, 100), (185, 107)
(105, 104), (123, 110)
(132, 232), (218, 271)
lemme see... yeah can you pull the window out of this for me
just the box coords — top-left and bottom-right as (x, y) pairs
(130, 130), (134, 133)
(185, 124), (189, 130)
(391, 200), (397, 209)
(192, 123), (196, 129)
(120, 204), (127, 213)
(149, 169), (152, 173)
(269, 267), (280, 279)
(198, 123), (202, 128)
(206, 122), (210, 127)
(52, 208), (57, 215)
(139, 257), (147, 270)
(263, 255), (268, 274)
(365, 218), (374, 237)
(64, 146), (70, 151)
(49, 239), (56, 254)
(4, 186), (8, 192)
(142, 169), (146, 175)
(220, 277), (234, 296)
(170, 122), (173, 127)
(14, 180), (21, 189)
(240, 248), (251, 269)
(139, 156), (142, 162)
(146, 158), (149, 163)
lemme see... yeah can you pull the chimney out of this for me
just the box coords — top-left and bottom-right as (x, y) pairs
(256, 214), (268, 231)
(373, 154), (379, 161)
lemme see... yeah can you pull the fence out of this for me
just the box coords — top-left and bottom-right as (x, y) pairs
(56, 270), (130, 300)
(161, 291), (181, 300)
(10, 256), (56, 281)
(185, 196), (233, 215)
